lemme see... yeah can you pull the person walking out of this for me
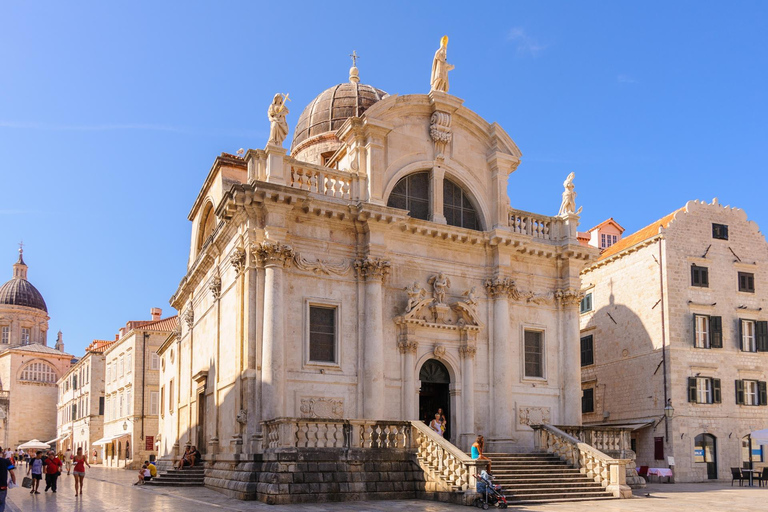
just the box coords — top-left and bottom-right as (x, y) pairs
(64, 448), (72, 475)
(0, 446), (17, 512)
(43, 450), (62, 492)
(72, 447), (90, 497)
(429, 413), (444, 436)
(27, 451), (43, 494)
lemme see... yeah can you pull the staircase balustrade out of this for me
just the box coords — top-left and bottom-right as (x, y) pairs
(410, 420), (484, 492)
(532, 424), (632, 498)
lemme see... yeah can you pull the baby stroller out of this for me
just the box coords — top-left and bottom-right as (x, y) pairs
(473, 471), (508, 509)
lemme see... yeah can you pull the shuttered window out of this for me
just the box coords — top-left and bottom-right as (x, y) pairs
(691, 265), (709, 287)
(738, 272), (755, 293)
(580, 335), (594, 366)
(580, 293), (593, 314)
(149, 391), (159, 415)
(712, 223), (729, 240)
(688, 376), (721, 404)
(741, 319), (757, 352)
(582, 388), (595, 414)
(736, 380), (767, 406)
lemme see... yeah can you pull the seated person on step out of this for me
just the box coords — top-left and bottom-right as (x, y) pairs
(471, 435), (492, 473)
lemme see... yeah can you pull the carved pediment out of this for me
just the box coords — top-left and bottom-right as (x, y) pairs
(397, 283), (482, 331)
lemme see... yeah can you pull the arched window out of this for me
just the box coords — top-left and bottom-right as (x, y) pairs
(197, 203), (216, 251)
(443, 178), (480, 230)
(19, 361), (58, 383)
(387, 172), (430, 221)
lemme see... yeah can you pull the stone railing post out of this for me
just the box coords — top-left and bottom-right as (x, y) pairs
(607, 459), (632, 498)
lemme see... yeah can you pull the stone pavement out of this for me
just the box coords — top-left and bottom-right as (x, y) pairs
(6, 466), (768, 512)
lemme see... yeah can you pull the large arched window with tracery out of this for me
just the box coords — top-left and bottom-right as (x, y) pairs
(386, 172), (430, 221)
(20, 361), (58, 383)
(197, 203), (216, 252)
(443, 178), (480, 230)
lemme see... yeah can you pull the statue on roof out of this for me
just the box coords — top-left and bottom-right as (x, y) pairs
(558, 172), (583, 216)
(267, 93), (290, 147)
(430, 35), (454, 93)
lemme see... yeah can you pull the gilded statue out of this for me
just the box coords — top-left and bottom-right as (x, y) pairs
(430, 35), (454, 93)
(267, 93), (290, 146)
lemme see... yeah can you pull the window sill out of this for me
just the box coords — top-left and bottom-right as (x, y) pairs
(522, 376), (547, 383)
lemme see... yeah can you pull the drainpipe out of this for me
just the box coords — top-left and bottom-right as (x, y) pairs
(142, 332), (147, 442)
(658, 241), (669, 443)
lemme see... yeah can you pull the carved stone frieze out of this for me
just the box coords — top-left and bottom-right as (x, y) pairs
(518, 406), (551, 427)
(293, 253), (351, 276)
(354, 258), (391, 282)
(433, 344), (446, 359)
(230, 248), (247, 274)
(299, 397), (344, 419)
(254, 241), (294, 268)
(429, 111), (452, 159)
(555, 288), (583, 307)
(404, 282), (428, 313)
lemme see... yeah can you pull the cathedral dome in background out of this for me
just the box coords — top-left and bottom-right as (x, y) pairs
(0, 251), (48, 313)
(291, 69), (388, 156)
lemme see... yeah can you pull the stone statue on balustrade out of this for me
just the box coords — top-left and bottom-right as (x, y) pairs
(430, 35), (454, 93)
(267, 93), (290, 147)
(558, 172), (583, 217)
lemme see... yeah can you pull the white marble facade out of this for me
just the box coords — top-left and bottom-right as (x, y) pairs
(159, 59), (597, 465)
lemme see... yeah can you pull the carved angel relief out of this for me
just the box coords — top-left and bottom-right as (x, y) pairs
(397, 274), (482, 329)
(293, 253), (351, 276)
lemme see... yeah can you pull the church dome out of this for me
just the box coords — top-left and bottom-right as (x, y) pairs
(0, 251), (48, 313)
(291, 74), (388, 155)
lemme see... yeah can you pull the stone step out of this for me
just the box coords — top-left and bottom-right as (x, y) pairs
(503, 486), (608, 496)
(144, 480), (204, 487)
(505, 491), (614, 501)
(492, 469), (583, 476)
(495, 478), (600, 486)
(501, 481), (605, 490)
(507, 496), (616, 505)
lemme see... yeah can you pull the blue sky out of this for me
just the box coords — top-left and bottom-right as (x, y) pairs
(1, 1), (766, 356)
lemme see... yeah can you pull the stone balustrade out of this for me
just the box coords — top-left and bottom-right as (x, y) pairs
(508, 209), (558, 240)
(262, 418), (412, 451)
(532, 424), (632, 498)
(557, 425), (634, 460)
(287, 160), (357, 200)
(411, 420), (484, 492)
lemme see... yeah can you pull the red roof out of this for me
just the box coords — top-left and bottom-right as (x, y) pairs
(588, 217), (626, 234)
(138, 315), (178, 332)
(597, 208), (684, 261)
(86, 340), (115, 353)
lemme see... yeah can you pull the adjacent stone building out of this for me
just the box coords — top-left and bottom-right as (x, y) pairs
(159, 53), (597, 498)
(55, 339), (112, 461)
(96, 309), (176, 468)
(0, 249), (72, 449)
(580, 199), (768, 482)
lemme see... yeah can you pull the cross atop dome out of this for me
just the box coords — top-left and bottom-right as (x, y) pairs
(349, 50), (360, 84)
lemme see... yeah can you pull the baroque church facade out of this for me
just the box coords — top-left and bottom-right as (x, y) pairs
(158, 45), (597, 473)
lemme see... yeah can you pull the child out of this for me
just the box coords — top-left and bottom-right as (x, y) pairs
(134, 462), (152, 485)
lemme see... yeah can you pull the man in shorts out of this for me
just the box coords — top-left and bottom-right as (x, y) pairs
(27, 451), (43, 494)
(0, 446), (17, 512)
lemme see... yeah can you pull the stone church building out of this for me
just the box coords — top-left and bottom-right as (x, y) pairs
(159, 48), (598, 497)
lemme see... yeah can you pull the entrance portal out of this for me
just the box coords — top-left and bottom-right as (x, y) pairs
(419, 359), (451, 441)
(694, 433), (717, 479)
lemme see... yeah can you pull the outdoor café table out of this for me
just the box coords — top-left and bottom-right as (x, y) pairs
(743, 469), (758, 486)
(647, 467), (673, 483)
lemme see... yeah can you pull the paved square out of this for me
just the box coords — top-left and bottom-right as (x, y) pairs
(7, 467), (768, 512)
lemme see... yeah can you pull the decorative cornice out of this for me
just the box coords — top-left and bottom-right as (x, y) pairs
(354, 258), (391, 282)
(254, 241), (294, 268)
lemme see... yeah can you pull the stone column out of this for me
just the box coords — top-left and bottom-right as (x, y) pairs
(459, 339), (477, 451)
(486, 277), (515, 451)
(255, 241), (294, 423)
(355, 258), (391, 419)
(430, 167), (447, 224)
(398, 333), (418, 420)
(557, 288), (583, 425)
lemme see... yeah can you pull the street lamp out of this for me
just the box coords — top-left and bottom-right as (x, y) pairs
(664, 399), (674, 418)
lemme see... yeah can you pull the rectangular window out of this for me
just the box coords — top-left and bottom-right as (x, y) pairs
(106, 364), (111, 383)
(654, 437), (664, 460)
(600, 233), (618, 249)
(1, 326), (9, 344)
(688, 376), (721, 404)
(169, 379), (175, 414)
(126, 353), (132, 373)
(119, 392), (124, 417)
(119, 356), (124, 377)
(73, 374), (78, 389)
(126, 390), (132, 415)
(105, 397), (110, 420)
(524, 330), (544, 378)
(691, 265), (709, 287)
(741, 320), (756, 352)
(21, 328), (30, 345)
(738, 272), (755, 293)
(694, 315), (710, 348)
(580, 292), (593, 314)
(160, 386), (165, 418)
(150, 353), (161, 370)
(71, 404), (77, 421)
(737, 380), (767, 406)
(149, 391), (159, 415)
(580, 335), (594, 366)
(582, 388), (595, 413)
(309, 305), (337, 363)
(99, 396), (105, 415)
(745, 381), (759, 406)
(712, 223), (729, 240)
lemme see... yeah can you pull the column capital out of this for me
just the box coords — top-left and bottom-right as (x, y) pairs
(555, 288), (583, 308)
(253, 240), (294, 268)
(230, 247), (247, 275)
(397, 338), (418, 354)
(459, 344), (477, 359)
(354, 257), (391, 282)
(484, 276), (514, 299)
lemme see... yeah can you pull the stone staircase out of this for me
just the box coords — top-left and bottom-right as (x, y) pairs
(144, 463), (205, 487)
(483, 452), (616, 505)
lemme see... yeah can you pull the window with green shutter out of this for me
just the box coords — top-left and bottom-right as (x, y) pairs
(582, 388), (595, 414)
(710, 316), (722, 348)
(580, 335), (594, 366)
(736, 379), (745, 405)
(756, 321), (768, 352)
(691, 265), (709, 287)
(688, 377), (697, 403)
(738, 272), (755, 293)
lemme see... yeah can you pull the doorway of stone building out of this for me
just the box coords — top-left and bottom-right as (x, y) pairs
(695, 433), (717, 479)
(419, 359), (451, 442)
(197, 391), (206, 453)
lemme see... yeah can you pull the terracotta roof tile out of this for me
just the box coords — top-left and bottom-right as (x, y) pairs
(138, 315), (178, 332)
(597, 208), (684, 261)
(86, 340), (115, 353)
(588, 217), (626, 233)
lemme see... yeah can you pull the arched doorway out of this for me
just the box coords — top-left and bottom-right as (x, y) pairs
(694, 433), (717, 479)
(419, 359), (451, 441)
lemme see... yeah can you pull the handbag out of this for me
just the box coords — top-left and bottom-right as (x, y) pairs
(21, 476), (32, 489)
